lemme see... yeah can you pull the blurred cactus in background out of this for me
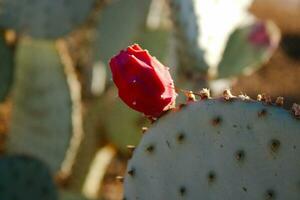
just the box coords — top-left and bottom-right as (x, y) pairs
(168, 0), (279, 95)
(0, 0), (299, 200)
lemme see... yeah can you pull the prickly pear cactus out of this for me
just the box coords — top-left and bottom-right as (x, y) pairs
(124, 93), (300, 199)
(8, 39), (73, 173)
(0, 30), (14, 102)
(97, 87), (149, 153)
(0, 155), (58, 200)
(217, 22), (279, 78)
(0, 0), (95, 38)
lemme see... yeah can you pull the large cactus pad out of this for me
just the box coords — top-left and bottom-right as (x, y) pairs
(124, 95), (300, 199)
(8, 39), (73, 173)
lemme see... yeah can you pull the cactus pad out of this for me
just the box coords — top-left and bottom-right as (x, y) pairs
(8, 39), (73, 173)
(0, 155), (58, 200)
(0, 0), (95, 38)
(217, 22), (278, 78)
(124, 96), (300, 199)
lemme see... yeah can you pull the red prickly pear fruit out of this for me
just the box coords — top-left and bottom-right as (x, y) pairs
(248, 22), (271, 47)
(109, 44), (177, 117)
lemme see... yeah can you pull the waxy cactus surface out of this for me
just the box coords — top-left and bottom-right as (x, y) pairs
(124, 94), (300, 200)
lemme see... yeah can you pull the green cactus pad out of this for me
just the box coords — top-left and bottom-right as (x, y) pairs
(97, 88), (149, 153)
(8, 39), (72, 173)
(93, 0), (151, 64)
(0, 0), (95, 38)
(124, 96), (300, 199)
(0, 30), (14, 102)
(0, 155), (58, 200)
(217, 23), (277, 78)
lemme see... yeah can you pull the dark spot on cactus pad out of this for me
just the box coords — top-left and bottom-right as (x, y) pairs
(233, 124), (238, 128)
(146, 144), (155, 153)
(128, 167), (135, 177)
(246, 124), (252, 130)
(235, 150), (245, 162)
(166, 140), (171, 149)
(265, 189), (276, 200)
(176, 132), (186, 143)
(293, 145), (297, 150)
(208, 171), (216, 183)
(258, 109), (267, 117)
(178, 186), (186, 196)
(242, 187), (248, 192)
(211, 116), (222, 126)
(220, 144), (224, 148)
(270, 139), (281, 153)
